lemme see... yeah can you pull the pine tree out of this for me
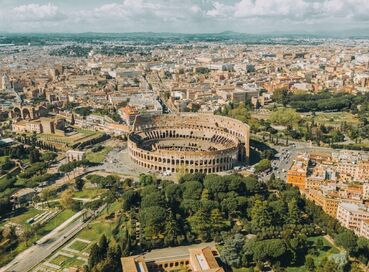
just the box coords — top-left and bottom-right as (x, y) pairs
(287, 198), (301, 225)
(188, 208), (210, 241)
(88, 243), (100, 269)
(98, 235), (109, 260)
(121, 228), (131, 257)
(210, 208), (227, 233)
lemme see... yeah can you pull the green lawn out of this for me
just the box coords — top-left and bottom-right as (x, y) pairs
(0, 156), (9, 163)
(9, 208), (42, 226)
(77, 220), (115, 242)
(50, 254), (69, 266)
(37, 209), (76, 236)
(62, 257), (86, 269)
(69, 240), (90, 251)
(49, 254), (86, 268)
(310, 112), (359, 127)
(85, 146), (112, 163)
(73, 188), (106, 199)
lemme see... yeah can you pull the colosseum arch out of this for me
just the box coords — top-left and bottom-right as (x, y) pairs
(22, 108), (32, 120)
(12, 107), (22, 119)
(128, 113), (250, 174)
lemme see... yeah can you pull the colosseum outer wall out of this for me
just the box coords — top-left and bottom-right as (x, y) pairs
(128, 113), (250, 174)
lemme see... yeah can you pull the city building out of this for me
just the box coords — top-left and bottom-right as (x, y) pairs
(121, 246), (224, 272)
(336, 202), (369, 233)
(287, 154), (309, 190)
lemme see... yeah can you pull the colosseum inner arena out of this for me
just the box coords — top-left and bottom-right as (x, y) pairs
(128, 113), (250, 174)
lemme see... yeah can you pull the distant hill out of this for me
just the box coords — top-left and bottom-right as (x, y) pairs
(1, 30), (369, 46)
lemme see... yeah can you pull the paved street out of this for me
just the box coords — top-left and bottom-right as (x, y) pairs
(0, 205), (110, 272)
(260, 141), (336, 182)
(89, 145), (146, 178)
(0, 211), (87, 272)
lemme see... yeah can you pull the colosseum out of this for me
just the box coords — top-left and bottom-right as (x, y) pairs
(128, 113), (250, 174)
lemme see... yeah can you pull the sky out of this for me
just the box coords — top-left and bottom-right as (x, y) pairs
(0, 0), (368, 34)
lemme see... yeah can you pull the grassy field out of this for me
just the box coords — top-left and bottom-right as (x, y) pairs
(73, 188), (106, 199)
(77, 220), (116, 242)
(8, 208), (42, 226)
(306, 112), (359, 127)
(37, 209), (76, 236)
(85, 146), (113, 163)
(50, 254), (85, 268)
(50, 254), (69, 266)
(76, 200), (122, 242)
(69, 240), (89, 251)
(0, 156), (9, 163)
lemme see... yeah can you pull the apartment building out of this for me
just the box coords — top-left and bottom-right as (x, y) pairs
(304, 189), (339, 217)
(336, 202), (369, 233)
(287, 155), (309, 190)
(359, 220), (369, 240)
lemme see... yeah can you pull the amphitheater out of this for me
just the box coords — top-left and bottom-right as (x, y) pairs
(128, 113), (250, 174)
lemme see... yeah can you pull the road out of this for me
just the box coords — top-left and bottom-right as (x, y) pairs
(259, 141), (336, 182)
(1, 210), (89, 272)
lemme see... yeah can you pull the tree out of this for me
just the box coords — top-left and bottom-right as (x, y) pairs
(88, 243), (100, 269)
(316, 258), (340, 272)
(210, 208), (228, 234)
(139, 174), (155, 186)
(164, 183), (182, 206)
(41, 152), (57, 163)
(183, 180), (203, 200)
(220, 234), (244, 268)
(316, 238), (324, 250)
(60, 189), (74, 209)
(254, 159), (271, 173)
(140, 206), (166, 238)
(122, 190), (140, 212)
(335, 231), (357, 254)
(287, 198), (301, 224)
(106, 245), (122, 272)
(273, 88), (290, 106)
(121, 228), (132, 257)
(228, 102), (251, 123)
(188, 208), (210, 241)
(250, 200), (272, 229)
(20, 225), (33, 246)
(98, 235), (109, 260)
(41, 187), (53, 207)
(270, 108), (301, 128)
(141, 191), (165, 208)
(305, 255), (315, 272)
(29, 148), (41, 164)
(164, 211), (181, 246)
(245, 238), (286, 264)
(75, 177), (84, 191)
